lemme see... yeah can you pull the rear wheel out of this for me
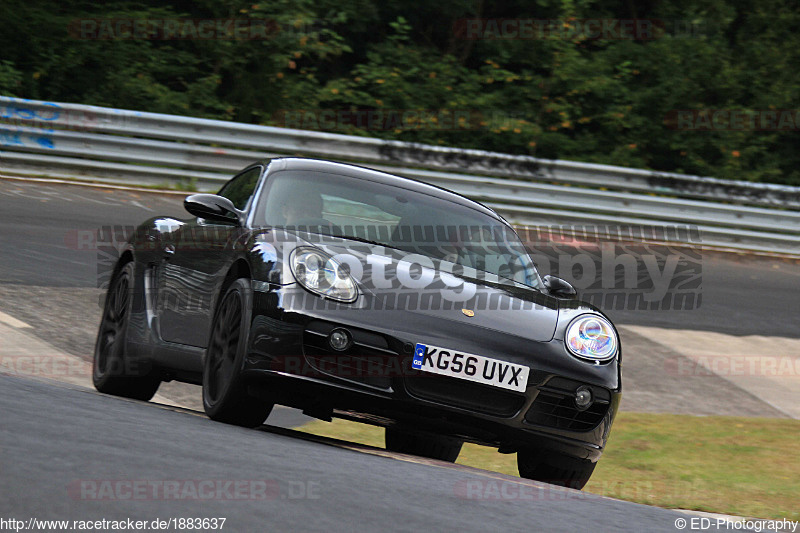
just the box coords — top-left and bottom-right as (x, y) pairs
(517, 449), (596, 489)
(93, 261), (160, 401)
(202, 278), (273, 427)
(385, 427), (463, 462)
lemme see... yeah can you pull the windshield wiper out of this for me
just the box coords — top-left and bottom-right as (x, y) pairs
(326, 234), (401, 250)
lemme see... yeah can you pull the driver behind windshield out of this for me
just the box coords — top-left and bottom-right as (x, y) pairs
(282, 190), (325, 227)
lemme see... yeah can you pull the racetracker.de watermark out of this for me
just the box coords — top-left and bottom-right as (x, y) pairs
(665, 355), (800, 377)
(67, 18), (322, 40)
(0, 355), (86, 378)
(453, 478), (708, 502)
(68, 479), (320, 500)
(0, 354), (154, 379)
(453, 18), (705, 40)
(665, 109), (800, 131)
(273, 109), (527, 132)
(1, 518), (229, 532)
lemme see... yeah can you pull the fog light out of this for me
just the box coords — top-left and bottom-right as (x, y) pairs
(328, 329), (352, 351)
(575, 387), (593, 409)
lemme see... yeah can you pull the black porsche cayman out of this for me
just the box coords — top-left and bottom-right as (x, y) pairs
(93, 157), (621, 489)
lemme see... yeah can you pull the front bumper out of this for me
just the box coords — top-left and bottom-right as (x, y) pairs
(244, 286), (621, 461)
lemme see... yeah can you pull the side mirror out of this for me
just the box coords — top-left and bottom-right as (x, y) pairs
(184, 194), (241, 225)
(543, 275), (577, 299)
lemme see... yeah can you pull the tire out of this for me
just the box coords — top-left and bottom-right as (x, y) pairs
(517, 449), (597, 490)
(202, 278), (273, 427)
(93, 261), (161, 401)
(385, 427), (463, 462)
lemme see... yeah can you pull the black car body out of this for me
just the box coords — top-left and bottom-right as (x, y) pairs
(93, 157), (621, 488)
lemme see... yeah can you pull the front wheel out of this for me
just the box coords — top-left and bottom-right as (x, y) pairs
(202, 278), (273, 427)
(517, 449), (597, 489)
(385, 427), (463, 462)
(93, 261), (160, 401)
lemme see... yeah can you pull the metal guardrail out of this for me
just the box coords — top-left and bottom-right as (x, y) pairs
(1, 95), (799, 255)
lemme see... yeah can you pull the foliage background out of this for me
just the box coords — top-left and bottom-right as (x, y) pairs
(1, 0), (799, 185)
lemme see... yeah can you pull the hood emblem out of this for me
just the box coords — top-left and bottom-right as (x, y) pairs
(462, 309), (475, 317)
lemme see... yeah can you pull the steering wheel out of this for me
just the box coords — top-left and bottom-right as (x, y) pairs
(292, 217), (332, 228)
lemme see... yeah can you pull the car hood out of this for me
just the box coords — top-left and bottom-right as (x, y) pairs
(281, 231), (559, 342)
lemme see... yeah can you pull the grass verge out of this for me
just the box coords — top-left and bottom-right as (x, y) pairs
(296, 412), (800, 520)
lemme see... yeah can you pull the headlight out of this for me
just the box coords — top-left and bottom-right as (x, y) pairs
(565, 314), (618, 362)
(289, 247), (358, 303)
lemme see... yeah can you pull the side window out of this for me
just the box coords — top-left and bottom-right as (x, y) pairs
(218, 166), (262, 210)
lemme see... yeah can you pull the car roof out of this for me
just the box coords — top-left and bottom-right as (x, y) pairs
(263, 157), (507, 224)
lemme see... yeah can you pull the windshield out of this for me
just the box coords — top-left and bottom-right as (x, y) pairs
(255, 170), (541, 289)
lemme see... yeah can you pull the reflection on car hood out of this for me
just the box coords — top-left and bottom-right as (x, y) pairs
(282, 231), (559, 342)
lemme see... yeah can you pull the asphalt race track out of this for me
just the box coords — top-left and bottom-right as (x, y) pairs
(0, 374), (730, 532)
(1, 177), (796, 532)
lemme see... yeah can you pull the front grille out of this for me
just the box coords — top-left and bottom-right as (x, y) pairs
(302, 321), (399, 389)
(524, 378), (611, 432)
(405, 375), (526, 417)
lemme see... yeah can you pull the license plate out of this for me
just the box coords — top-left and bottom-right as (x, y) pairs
(412, 343), (529, 393)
